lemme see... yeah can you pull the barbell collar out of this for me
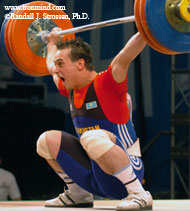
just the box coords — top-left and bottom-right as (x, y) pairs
(178, 0), (190, 22)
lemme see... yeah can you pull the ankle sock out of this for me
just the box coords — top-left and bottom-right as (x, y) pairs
(113, 164), (145, 194)
(56, 172), (90, 196)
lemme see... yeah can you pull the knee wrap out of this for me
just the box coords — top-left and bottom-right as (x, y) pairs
(80, 130), (114, 160)
(36, 132), (53, 159)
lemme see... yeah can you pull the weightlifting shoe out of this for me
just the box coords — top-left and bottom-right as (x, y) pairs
(116, 191), (153, 211)
(44, 190), (93, 207)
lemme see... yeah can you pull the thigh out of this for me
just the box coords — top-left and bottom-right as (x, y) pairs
(90, 161), (128, 199)
(58, 131), (91, 169)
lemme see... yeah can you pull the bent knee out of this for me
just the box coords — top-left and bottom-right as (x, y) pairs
(36, 130), (61, 159)
(80, 129), (115, 160)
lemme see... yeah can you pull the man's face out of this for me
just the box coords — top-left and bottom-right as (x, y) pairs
(53, 48), (79, 90)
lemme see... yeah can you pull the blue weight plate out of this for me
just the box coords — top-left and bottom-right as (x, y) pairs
(145, 0), (190, 52)
(0, 12), (32, 76)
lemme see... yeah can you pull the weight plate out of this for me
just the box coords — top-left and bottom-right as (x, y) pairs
(145, 0), (190, 52)
(8, 1), (75, 76)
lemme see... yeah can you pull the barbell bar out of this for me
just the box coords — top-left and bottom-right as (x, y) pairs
(41, 16), (135, 43)
(1, 0), (190, 77)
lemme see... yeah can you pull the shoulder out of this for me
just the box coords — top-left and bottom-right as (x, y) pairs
(95, 65), (127, 92)
(0, 168), (15, 179)
(95, 66), (112, 83)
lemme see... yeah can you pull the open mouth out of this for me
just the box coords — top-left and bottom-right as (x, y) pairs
(61, 77), (65, 82)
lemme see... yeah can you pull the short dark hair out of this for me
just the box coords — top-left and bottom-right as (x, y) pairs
(56, 37), (94, 71)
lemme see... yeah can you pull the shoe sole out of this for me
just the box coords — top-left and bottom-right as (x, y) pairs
(45, 202), (93, 208)
(117, 205), (152, 211)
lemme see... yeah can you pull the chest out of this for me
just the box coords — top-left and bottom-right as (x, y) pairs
(69, 83), (106, 119)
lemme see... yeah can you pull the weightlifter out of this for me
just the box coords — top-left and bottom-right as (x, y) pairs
(36, 27), (153, 211)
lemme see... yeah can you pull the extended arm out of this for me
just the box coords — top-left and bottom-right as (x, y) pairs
(111, 32), (146, 83)
(46, 28), (63, 88)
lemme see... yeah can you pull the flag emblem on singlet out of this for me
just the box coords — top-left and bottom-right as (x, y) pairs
(86, 101), (97, 110)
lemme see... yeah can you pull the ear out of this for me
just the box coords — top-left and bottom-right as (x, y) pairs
(77, 58), (85, 71)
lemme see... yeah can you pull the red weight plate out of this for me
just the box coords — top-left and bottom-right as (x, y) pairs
(4, 17), (28, 74)
(134, 0), (166, 54)
(140, 0), (178, 55)
(7, 7), (44, 75)
(8, 1), (75, 76)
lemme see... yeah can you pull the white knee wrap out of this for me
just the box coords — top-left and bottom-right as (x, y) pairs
(80, 130), (114, 160)
(36, 132), (53, 159)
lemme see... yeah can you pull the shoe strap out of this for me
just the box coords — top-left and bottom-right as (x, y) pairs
(59, 191), (76, 205)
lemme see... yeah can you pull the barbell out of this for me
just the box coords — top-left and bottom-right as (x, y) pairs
(0, 0), (190, 77)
